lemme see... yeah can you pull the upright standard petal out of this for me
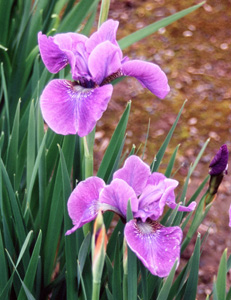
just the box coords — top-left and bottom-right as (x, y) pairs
(134, 173), (179, 221)
(99, 178), (138, 218)
(125, 219), (182, 277)
(38, 32), (68, 73)
(88, 41), (122, 85)
(113, 155), (151, 196)
(40, 80), (113, 136)
(122, 60), (170, 99)
(86, 19), (121, 56)
(134, 184), (167, 222)
(66, 177), (105, 235)
(53, 33), (89, 79)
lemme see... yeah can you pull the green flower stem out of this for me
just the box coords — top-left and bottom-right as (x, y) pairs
(98, 0), (110, 28)
(92, 280), (101, 300)
(82, 129), (95, 236)
(123, 274), (128, 300)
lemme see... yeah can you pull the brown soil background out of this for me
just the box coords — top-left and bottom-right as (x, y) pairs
(93, 0), (231, 298)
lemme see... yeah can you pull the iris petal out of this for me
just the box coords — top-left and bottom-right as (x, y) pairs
(113, 155), (151, 196)
(66, 177), (105, 235)
(40, 79), (113, 136)
(125, 219), (182, 277)
(75, 84), (113, 136)
(40, 79), (78, 135)
(122, 60), (170, 99)
(99, 178), (138, 218)
(86, 19), (122, 58)
(38, 32), (68, 73)
(88, 41), (122, 85)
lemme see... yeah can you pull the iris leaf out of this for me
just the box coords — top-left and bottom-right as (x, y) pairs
(119, 2), (205, 50)
(215, 249), (227, 300)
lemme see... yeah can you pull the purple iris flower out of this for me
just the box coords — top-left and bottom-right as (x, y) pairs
(209, 144), (228, 176)
(66, 155), (196, 277)
(38, 19), (170, 137)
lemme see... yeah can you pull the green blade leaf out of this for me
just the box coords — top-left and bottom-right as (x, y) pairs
(24, 132), (47, 217)
(183, 233), (201, 300)
(216, 248), (227, 300)
(97, 101), (131, 182)
(151, 100), (187, 172)
(43, 135), (76, 285)
(57, 0), (98, 33)
(164, 144), (180, 178)
(112, 235), (122, 300)
(119, 2), (205, 50)
(59, 146), (78, 300)
(18, 231), (42, 300)
(6, 99), (20, 184)
(126, 200), (137, 300)
(26, 100), (36, 192)
(0, 231), (8, 290)
(156, 259), (178, 300)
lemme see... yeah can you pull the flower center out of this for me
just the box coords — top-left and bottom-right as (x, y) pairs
(78, 77), (96, 89)
(136, 219), (162, 235)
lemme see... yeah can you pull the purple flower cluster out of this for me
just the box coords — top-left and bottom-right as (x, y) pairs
(66, 155), (196, 277)
(38, 20), (170, 137)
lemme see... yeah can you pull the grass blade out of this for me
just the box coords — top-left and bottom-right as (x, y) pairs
(97, 101), (131, 182)
(183, 233), (201, 300)
(216, 249), (227, 300)
(151, 100), (187, 172)
(119, 2), (205, 50)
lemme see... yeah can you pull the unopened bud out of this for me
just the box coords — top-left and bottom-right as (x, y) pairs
(92, 211), (107, 283)
(207, 145), (229, 201)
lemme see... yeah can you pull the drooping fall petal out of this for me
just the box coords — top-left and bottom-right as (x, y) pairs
(40, 79), (113, 136)
(66, 177), (105, 235)
(125, 219), (182, 277)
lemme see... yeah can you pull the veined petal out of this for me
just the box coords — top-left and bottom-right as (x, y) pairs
(122, 60), (170, 99)
(125, 219), (182, 277)
(53, 33), (89, 79)
(54, 32), (88, 51)
(75, 84), (113, 137)
(88, 41), (122, 85)
(167, 200), (197, 212)
(86, 19), (121, 57)
(40, 79), (78, 135)
(38, 32), (68, 73)
(40, 80), (113, 136)
(135, 174), (179, 222)
(113, 155), (151, 196)
(66, 177), (105, 235)
(99, 178), (138, 218)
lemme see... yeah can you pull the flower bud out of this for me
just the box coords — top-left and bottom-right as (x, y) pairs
(209, 144), (228, 176)
(208, 144), (228, 196)
(92, 211), (107, 284)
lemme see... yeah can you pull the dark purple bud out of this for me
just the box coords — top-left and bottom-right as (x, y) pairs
(209, 144), (228, 176)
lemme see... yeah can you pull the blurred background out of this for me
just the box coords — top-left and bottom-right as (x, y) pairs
(94, 0), (231, 297)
